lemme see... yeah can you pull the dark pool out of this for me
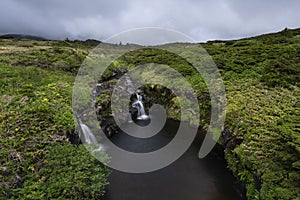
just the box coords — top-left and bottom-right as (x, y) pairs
(102, 120), (245, 200)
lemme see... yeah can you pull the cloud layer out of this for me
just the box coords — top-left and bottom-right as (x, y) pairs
(1, 0), (299, 42)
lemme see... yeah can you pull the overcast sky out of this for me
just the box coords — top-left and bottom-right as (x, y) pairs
(0, 0), (299, 42)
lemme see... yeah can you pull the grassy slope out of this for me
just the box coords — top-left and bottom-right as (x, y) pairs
(0, 28), (299, 199)
(0, 40), (109, 199)
(203, 28), (300, 199)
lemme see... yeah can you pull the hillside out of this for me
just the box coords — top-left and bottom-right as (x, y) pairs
(0, 28), (299, 199)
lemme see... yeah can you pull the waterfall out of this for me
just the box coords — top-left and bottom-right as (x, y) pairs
(78, 121), (97, 144)
(77, 119), (104, 153)
(132, 92), (149, 120)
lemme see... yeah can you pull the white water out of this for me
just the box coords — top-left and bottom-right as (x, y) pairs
(132, 93), (149, 120)
(80, 123), (97, 144)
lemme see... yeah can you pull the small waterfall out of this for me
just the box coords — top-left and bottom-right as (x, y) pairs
(78, 121), (97, 144)
(132, 92), (149, 120)
(77, 121), (108, 154)
(74, 112), (97, 144)
(77, 120), (105, 153)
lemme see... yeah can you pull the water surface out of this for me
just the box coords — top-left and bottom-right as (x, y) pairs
(103, 120), (244, 200)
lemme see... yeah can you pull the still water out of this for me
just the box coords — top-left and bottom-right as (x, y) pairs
(103, 120), (245, 200)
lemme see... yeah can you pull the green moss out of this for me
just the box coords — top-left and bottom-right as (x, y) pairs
(0, 63), (109, 199)
(6, 143), (110, 200)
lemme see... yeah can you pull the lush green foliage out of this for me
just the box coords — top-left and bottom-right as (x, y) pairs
(0, 39), (91, 73)
(107, 29), (300, 199)
(10, 143), (109, 199)
(1, 28), (299, 199)
(96, 29), (300, 199)
(0, 63), (109, 199)
(224, 81), (299, 199)
(204, 28), (300, 199)
(204, 28), (300, 88)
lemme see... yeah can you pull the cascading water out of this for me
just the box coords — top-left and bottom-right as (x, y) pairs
(79, 123), (97, 144)
(131, 92), (150, 120)
(75, 112), (97, 144)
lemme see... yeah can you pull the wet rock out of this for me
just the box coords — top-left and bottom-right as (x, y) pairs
(66, 129), (81, 145)
(100, 117), (119, 137)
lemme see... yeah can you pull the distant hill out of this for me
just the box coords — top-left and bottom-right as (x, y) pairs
(0, 33), (48, 40)
(249, 27), (300, 40)
(0, 34), (105, 47)
(206, 27), (300, 44)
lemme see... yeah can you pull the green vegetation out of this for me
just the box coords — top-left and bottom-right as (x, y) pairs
(224, 82), (299, 199)
(1, 28), (299, 199)
(0, 61), (109, 199)
(203, 29), (300, 200)
(98, 28), (300, 199)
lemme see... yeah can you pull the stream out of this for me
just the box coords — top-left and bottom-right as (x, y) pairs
(102, 120), (245, 200)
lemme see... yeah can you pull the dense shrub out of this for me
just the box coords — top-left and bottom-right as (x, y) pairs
(12, 143), (110, 200)
(0, 63), (109, 199)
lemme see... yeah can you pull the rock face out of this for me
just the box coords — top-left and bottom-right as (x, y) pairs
(95, 82), (120, 137)
(94, 69), (129, 137)
(93, 68), (177, 137)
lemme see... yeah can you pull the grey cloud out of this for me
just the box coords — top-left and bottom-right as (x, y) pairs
(0, 0), (299, 42)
